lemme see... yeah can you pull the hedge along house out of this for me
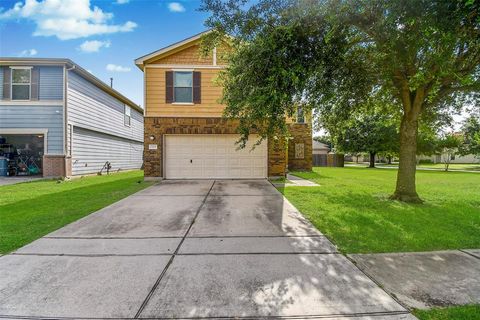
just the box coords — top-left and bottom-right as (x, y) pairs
(135, 31), (312, 180)
(0, 58), (144, 178)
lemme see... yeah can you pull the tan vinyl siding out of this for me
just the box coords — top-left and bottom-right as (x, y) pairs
(150, 44), (212, 65)
(145, 67), (224, 117)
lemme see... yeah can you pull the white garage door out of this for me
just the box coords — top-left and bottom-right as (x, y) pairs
(165, 134), (267, 179)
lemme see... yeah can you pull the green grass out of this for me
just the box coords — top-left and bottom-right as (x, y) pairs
(416, 163), (480, 171)
(280, 167), (480, 253)
(0, 170), (152, 254)
(346, 162), (480, 171)
(414, 305), (480, 319)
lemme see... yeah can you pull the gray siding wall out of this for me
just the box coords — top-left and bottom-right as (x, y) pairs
(0, 105), (64, 154)
(72, 127), (143, 175)
(0, 67), (3, 99)
(39, 66), (64, 100)
(67, 71), (143, 143)
(0, 65), (63, 101)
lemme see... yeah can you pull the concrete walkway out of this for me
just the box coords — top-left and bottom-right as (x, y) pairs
(350, 250), (480, 309)
(0, 180), (414, 319)
(345, 163), (480, 173)
(272, 174), (320, 187)
(0, 176), (44, 186)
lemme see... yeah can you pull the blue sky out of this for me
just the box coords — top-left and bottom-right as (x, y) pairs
(0, 0), (210, 107)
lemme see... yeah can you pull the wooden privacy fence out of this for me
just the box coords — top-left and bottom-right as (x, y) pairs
(313, 154), (327, 167)
(313, 154), (344, 167)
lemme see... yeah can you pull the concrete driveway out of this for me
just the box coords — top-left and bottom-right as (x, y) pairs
(0, 180), (415, 319)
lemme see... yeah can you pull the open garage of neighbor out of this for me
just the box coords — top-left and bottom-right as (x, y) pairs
(164, 134), (267, 179)
(0, 133), (45, 177)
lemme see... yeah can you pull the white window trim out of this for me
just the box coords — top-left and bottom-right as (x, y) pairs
(213, 47), (217, 66)
(297, 107), (306, 124)
(0, 128), (48, 155)
(173, 71), (193, 104)
(10, 67), (32, 101)
(172, 102), (194, 106)
(124, 105), (131, 127)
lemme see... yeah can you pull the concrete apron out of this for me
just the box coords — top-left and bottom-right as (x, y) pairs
(0, 179), (414, 319)
(350, 250), (480, 309)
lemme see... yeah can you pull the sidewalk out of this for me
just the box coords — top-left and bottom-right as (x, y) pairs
(345, 163), (480, 173)
(349, 249), (480, 309)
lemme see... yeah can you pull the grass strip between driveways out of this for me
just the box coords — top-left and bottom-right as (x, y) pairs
(0, 170), (152, 254)
(413, 305), (480, 320)
(279, 167), (480, 254)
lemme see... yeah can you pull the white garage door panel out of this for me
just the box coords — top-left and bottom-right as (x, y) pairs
(165, 135), (267, 179)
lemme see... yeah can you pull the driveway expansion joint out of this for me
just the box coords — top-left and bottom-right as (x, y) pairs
(345, 254), (412, 312)
(0, 310), (413, 320)
(134, 180), (216, 318)
(460, 249), (480, 260)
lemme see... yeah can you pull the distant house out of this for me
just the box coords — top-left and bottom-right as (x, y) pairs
(418, 153), (479, 164)
(312, 140), (330, 155)
(0, 58), (144, 178)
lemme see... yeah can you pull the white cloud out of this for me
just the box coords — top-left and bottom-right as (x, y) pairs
(168, 2), (185, 13)
(19, 48), (38, 57)
(79, 40), (110, 53)
(106, 64), (131, 72)
(0, 0), (137, 40)
(115, 0), (129, 4)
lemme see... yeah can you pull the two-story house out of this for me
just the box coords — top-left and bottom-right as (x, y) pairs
(0, 58), (144, 178)
(135, 32), (312, 180)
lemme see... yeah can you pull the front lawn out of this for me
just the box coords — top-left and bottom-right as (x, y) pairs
(414, 305), (480, 320)
(280, 167), (480, 253)
(346, 162), (480, 171)
(0, 170), (152, 254)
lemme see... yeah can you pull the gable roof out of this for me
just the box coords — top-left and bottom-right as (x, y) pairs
(313, 140), (330, 150)
(0, 57), (143, 113)
(134, 30), (211, 70)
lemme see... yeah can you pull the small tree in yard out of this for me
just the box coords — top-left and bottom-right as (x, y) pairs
(201, 0), (480, 203)
(330, 114), (399, 168)
(438, 133), (463, 171)
(459, 115), (480, 157)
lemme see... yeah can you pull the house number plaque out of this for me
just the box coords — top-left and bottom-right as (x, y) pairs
(295, 143), (305, 159)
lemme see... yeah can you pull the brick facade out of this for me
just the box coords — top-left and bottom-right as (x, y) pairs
(43, 155), (67, 177)
(287, 123), (313, 171)
(144, 117), (288, 178)
(268, 138), (287, 177)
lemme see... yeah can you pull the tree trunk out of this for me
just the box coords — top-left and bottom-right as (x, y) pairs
(390, 114), (423, 203)
(369, 152), (376, 168)
(387, 155), (392, 165)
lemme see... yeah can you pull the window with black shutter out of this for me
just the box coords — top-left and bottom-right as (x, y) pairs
(166, 70), (201, 104)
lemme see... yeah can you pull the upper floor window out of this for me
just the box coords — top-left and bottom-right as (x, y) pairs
(11, 67), (31, 100)
(124, 105), (131, 127)
(174, 71), (193, 103)
(297, 107), (305, 124)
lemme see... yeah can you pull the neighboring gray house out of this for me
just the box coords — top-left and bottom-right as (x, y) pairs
(0, 58), (144, 178)
(312, 140), (330, 155)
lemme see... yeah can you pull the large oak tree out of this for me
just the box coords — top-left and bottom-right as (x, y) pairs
(201, 0), (480, 202)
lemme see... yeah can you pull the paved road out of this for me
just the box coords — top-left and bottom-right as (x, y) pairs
(0, 180), (415, 319)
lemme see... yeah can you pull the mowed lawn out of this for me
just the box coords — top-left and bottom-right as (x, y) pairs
(281, 167), (480, 253)
(0, 170), (152, 254)
(413, 305), (480, 320)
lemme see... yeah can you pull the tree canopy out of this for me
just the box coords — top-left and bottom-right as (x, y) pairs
(201, 0), (480, 202)
(459, 115), (480, 156)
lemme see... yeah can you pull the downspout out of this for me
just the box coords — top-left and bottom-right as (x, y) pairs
(64, 64), (75, 176)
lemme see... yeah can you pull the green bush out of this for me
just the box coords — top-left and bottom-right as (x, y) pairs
(419, 159), (434, 164)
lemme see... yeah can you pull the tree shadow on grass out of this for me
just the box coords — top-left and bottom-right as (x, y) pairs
(279, 186), (480, 254)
